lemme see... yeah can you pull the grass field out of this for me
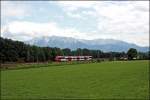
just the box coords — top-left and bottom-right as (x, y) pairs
(1, 60), (149, 99)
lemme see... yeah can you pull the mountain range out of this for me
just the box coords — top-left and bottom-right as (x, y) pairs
(25, 36), (149, 52)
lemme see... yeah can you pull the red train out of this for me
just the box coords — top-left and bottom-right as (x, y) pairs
(55, 56), (92, 62)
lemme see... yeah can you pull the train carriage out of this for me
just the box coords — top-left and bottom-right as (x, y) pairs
(55, 56), (92, 62)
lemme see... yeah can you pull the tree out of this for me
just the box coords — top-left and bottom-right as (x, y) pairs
(82, 48), (90, 56)
(127, 48), (137, 60)
(50, 48), (57, 61)
(76, 48), (83, 56)
(62, 48), (71, 56)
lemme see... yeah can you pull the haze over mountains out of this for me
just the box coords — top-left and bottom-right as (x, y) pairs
(25, 36), (149, 52)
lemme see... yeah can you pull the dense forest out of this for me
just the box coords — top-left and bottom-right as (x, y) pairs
(0, 37), (149, 63)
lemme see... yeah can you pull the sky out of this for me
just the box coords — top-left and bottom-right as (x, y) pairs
(1, 1), (149, 47)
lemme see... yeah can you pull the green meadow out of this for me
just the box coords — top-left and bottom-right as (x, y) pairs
(1, 60), (149, 99)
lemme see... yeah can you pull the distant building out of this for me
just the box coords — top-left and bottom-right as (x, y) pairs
(120, 57), (128, 60)
(55, 56), (92, 62)
(133, 57), (137, 60)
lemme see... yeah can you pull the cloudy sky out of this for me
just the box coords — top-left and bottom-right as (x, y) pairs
(1, 1), (149, 47)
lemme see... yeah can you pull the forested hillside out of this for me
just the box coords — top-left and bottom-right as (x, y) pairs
(0, 37), (149, 63)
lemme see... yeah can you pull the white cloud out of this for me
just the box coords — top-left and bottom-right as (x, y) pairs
(95, 1), (149, 46)
(56, 1), (149, 46)
(56, 1), (97, 19)
(56, 1), (97, 11)
(1, 21), (93, 41)
(82, 10), (97, 17)
(1, 1), (149, 47)
(1, 1), (30, 19)
(66, 12), (83, 19)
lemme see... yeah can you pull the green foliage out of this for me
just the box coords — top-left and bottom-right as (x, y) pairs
(1, 61), (149, 99)
(62, 48), (71, 56)
(0, 37), (52, 63)
(127, 48), (138, 60)
(138, 51), (149, 60)
(0, 37), (149, 63)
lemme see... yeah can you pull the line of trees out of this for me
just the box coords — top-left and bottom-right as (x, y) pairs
(0, 37), (149, 63)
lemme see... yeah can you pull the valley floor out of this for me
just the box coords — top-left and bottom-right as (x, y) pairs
(1, 60), (149, 99)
